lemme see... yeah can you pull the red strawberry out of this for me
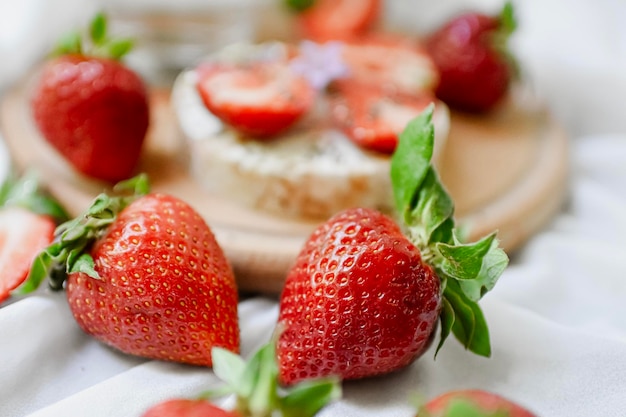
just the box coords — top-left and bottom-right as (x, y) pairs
(330, 82), (435, 153)
(340, 35), (439, 95)
(30, 13), (149, 183)
(141, 343), (341, 417)
(196, 61), (315, 138)
(277, 207), (441, 383)
(142, 400), (237, 417)
(426, 3), (517, 113)
(0, 173), (67, 304)
(289, 0), (382, 42)
(277, 107), (508, 384)
(419, 389), (537, 417)
(22, 175), (239, 366)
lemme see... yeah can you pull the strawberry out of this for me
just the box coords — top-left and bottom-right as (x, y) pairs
(142, 400), (236, 417)
(21, 175), (239, 366)
(276, 106), (509, 384)
(287, 0), (382, 42)
(196, 61), (315, 138)
(340, 35), (439, 95)
(141, 342), (341, 417)
(30, 13), (149, 183)
(330, 81), (436, 153)
(425, 2), (517, 113)
(419, 389), (537, 417)
(0, 172), (68, 304)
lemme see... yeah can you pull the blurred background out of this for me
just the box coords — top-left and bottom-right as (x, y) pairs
(1, 0), (626, 137)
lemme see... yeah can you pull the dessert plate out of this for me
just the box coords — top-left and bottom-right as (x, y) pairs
(1, 84), (568, 293)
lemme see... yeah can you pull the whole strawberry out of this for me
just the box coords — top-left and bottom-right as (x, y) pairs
(418, 389), (537, 417)
(426, 3), (517, 113)
(22, 175), (239, 365)
(31, 13), (149, 183)
(141, 343), (340, 417)
(277, 106), (508, 384)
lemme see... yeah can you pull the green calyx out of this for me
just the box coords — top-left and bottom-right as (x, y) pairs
(52, 12), (133, 60)
(419, 399), (510, 417)
(390, 105), (508, 358)
(284, 0), (316, 12)
(0, 170), (69, 223)
(491, 1), (519, 78)
(201, 342), (341, 417)
(17, 174), (150, 294)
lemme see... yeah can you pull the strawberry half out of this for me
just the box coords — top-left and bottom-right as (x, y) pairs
(276, 107), (508, 384)
(426, 3), (517, 113)
(196, 61), (315, 138)
(0, 173), (68, 304)
(21, 175), (239, 366)
(420, 389), (537, 417)
(330, 82), (435, 153)
(0, 208), (55, 303)
(291, 0), (382, 42)
(30, 13), (149, 183)
(340, 35), (439, 95)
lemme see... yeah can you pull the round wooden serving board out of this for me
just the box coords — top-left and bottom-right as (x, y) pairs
(1, 83), (569, 294)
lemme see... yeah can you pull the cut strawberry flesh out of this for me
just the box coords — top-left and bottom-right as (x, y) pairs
(197, 62), (315, 138)
(331, 83), (434, 153)
(297, 0), (381, 41)
(0, 208), (55, 303)
(341, 37), (439, 94)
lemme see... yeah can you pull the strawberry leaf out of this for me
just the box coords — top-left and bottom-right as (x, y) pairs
(436, 233), (496, 282)
(90, 12), (107, 45)
(435, 296), (454, 357)
(211, 347), (246, 391)
(52, 31), (82, 56)
(390, 104), (435, 223)
(444, 280), (491, 357)
(105, 38), (134, 60)
(408, 166), (454, 247)
(285, 0), (316, 12)
(443, 400), (510, 417)
(459, 240), (508, 302)
(0, 171), (69, 223)
(280, 377), (342, 417)
(390, 107), (508, 357)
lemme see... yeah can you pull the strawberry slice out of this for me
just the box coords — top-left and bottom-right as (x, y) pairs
(340, 35), (440, 95)
(296, 0), (382, 42)
(330, 82), (435, 153)
(0, 207), (55, 303)
(196, 61), (315, 138)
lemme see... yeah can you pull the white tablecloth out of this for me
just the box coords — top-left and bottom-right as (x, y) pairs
(2, 1), (626, 416)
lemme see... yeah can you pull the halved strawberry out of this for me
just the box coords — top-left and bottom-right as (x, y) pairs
(340, 35), (439, 95)
(330, 82), (435, 153)
(294, 0), (382, 42)
(0, 173), (67, 304)
(0, 208), (55, 303)
(196, 61), (315, 138)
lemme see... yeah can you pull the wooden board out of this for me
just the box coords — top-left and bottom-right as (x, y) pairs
(1, 83), (569, 293)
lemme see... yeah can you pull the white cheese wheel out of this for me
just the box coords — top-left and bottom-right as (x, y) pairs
(171, 43), (450, 219)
